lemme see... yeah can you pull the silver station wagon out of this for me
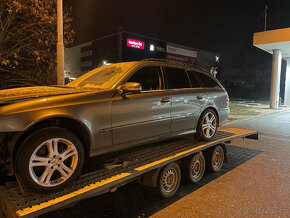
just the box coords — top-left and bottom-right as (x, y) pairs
(0, 60), (229, 193)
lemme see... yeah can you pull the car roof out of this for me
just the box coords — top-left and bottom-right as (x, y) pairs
(136, 59), (209, 75)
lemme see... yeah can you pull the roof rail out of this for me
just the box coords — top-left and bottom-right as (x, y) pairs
(141, 58), (169, 62)
(141, 58), (209, 72)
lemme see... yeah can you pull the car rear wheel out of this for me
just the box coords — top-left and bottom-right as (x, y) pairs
(15, 128), (84, 193)
(196, 108), (218, 141)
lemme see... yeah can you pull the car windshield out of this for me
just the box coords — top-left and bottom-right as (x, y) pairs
(66, 62), (136, 89)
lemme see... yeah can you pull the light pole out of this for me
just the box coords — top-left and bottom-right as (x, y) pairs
(57, 0), (64, 85)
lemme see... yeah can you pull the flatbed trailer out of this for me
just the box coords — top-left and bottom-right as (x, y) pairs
(0, 127), (258, 218)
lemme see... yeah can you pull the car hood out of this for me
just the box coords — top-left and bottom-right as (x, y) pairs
(0, 86), (95, 104)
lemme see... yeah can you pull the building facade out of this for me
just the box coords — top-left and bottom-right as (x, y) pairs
(64, 31), (220, 80)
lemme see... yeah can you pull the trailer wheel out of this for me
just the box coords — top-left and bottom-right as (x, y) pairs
(205, 145), (224, 172)
(186, 152), (205, 183)
(158, 163), (181, 198)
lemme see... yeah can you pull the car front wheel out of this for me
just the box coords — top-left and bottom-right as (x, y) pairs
(15, 128), (84, 193)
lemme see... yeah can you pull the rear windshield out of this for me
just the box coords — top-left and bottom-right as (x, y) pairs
(193, 71), (221, 88)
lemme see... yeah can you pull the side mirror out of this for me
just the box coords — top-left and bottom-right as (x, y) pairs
(117, 82), (142, 95)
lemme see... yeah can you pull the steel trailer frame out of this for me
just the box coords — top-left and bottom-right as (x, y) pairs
(0, 127), (258, 218)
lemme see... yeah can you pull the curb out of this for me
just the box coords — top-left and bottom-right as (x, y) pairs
(224, 107), (290, 126)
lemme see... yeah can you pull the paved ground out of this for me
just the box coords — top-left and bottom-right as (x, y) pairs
(40, 110), (290, 218)
(151, 110), (290, 218)
(230, 109), (290, 138)
(226, 101), (290, 126)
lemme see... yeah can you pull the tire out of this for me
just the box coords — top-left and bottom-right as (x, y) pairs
(205, 145), (224, 173)
(15, 127), (84, 193)
(157, 162), (181, 198)
(185, 152), (205, 183)
(196, 108), (218, 141)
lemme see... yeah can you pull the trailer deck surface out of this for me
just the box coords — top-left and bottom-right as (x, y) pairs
(0, 127), (258, 218)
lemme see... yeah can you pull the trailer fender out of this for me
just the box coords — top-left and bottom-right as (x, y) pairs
(138, 168), (161, 188)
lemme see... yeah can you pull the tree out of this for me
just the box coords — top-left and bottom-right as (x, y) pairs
(0, 0), (74, 89)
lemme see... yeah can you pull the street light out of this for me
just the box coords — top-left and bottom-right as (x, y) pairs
(57, 0), (64, 85)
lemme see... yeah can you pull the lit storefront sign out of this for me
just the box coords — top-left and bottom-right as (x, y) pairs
(127, 38), (145, 49)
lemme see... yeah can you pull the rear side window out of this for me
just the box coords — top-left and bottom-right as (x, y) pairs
(187, 71), (202, 88)
(164, 67), (191, 89)
(127, 66), (161, 91)
(195, 72), (221, 88)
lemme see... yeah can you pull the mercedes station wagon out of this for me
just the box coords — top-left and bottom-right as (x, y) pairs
(0, 60), (229, 193)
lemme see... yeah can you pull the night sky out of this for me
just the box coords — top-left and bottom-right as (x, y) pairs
(69, 0), (290, 99)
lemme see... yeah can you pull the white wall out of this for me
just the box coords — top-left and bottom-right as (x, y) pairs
(64, 42), (92, 79)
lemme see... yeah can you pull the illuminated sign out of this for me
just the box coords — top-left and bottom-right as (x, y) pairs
(127, 38), (145, 49)
(215, 56), (220, 62)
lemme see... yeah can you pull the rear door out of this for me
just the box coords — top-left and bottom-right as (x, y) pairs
(163, 67), (207, 133)
(112, 66), (171, 145)
(193, 71), (229, 124)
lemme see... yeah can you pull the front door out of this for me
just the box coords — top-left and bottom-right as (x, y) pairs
(112, 66), (171, 146)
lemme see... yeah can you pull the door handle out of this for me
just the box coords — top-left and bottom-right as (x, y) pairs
(197, 95), (203, 99)
(160, 97), (170, 103)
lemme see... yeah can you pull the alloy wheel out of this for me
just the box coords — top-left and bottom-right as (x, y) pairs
(202, 112), (217, 138)
(29, 138), (78, 187)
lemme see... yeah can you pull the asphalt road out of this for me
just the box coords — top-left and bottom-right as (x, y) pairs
(40, 110), (290, 218)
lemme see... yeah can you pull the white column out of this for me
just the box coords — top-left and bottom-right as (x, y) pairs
(284, 58), (290, 106)
(270, 49), (282, 109)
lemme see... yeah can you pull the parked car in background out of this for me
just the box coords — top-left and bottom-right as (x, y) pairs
(0, 59), (229, 193)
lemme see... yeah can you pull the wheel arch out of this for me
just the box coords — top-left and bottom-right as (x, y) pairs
(11, 116), (92, 172)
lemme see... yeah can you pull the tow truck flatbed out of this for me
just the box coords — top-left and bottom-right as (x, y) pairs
(0, 127), (258, 218)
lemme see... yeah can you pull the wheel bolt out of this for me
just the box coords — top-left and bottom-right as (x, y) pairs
(53, 155), (56, 158)
(59, 157), (62, 160)
(50, 166), (54, 169)
(58, 164), (60, 167)
(48, 160), (51, 164)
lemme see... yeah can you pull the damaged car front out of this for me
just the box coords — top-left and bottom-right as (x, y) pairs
(0, 101), (23, 175)
(0, 85), (98, 175)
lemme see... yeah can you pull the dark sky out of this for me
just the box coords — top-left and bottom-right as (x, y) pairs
(69, 0), (290, 98)
(70, 0), (290, 49)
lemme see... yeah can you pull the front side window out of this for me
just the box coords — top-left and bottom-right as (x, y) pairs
(127, 66), (161, 91)
(195, 72), (221, 88)
(164, 67), (191, 89)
